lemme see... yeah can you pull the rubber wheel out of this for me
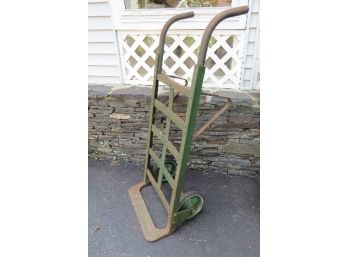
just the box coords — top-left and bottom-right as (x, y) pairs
(149, 160), (158, 177)
(149, 156), (177, 182)
(178, 191), (204, 220)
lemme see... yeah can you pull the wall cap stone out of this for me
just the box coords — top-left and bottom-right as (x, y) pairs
(110, 86), (152, 98)
(88, 84), (260, 107)
(88, 85), (114, 98)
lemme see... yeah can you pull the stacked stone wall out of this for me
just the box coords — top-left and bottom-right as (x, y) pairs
(88, 85), (260, 178)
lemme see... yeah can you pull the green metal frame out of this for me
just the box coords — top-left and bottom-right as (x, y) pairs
(128, 6), (249, 242)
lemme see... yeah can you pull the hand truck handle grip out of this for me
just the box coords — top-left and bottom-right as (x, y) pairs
(171, 11), (195, 20)
(156, 11), (195, 55)
(197, 6), (249, 66)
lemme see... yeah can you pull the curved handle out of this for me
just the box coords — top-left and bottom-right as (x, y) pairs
(156, 11), (194, 55)
(197, 6), (249, 66)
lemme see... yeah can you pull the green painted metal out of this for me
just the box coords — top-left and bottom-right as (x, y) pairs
(178, 191), (204, 220)
(128, 6), (250, 242)
(169, 64), (205, 226)
(146, 168), (170, 212)
(148, 148), (175, 188)
(153, 99), (186, 131)
(151, 125), (180, 160)
(158, 86), (175, 187)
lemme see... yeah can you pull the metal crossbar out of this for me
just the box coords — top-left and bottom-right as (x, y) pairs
(156, 74), (191, 96)
(151, 125), (180, 161)
(146, 168), (170, 212)
(153, 100), (186, 131)
(148, 148), (175, 188)
(158, 87), (175, 187)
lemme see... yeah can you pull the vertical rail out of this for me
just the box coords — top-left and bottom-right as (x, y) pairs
(169, 6), (249, 225)
(143, 12), (194, 183)
(158, 88), (175, 186)
(169, 64), (206, 223)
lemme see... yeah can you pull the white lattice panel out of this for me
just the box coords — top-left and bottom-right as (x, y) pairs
(118, 30), (245, 89)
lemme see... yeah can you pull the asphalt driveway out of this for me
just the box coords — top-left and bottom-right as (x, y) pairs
(89, 158), (259, 257)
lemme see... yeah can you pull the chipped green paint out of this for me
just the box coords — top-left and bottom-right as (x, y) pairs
(128, 6), (250, 242)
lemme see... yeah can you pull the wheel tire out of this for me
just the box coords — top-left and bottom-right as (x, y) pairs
(150, 156), (177, 182)
(178, 191), (204, 220)
(161, 156), (177, 182)
(149, 160), (159, 177)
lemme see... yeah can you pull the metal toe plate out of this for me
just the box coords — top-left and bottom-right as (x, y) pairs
(128, 182), (171, 242)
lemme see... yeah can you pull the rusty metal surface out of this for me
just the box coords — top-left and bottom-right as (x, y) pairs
(128, 182), (171, 242)
(157, 74), (190, 96)
(156, 11), (194, 56)
(197, 6), (249, 66)
(193, 102), (231, 140)
(143, 11), (194, 189)
(129, 6), (250, 242)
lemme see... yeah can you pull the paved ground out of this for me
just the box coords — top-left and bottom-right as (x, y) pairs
(89, 158), (260, 257)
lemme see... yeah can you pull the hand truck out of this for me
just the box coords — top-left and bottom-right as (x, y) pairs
(128, 6), (249, 242)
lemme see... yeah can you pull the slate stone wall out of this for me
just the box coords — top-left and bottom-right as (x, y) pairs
(88, 85), (260, 178)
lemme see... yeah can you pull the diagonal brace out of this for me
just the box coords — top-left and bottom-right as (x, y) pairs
(193, 101), (231, 140)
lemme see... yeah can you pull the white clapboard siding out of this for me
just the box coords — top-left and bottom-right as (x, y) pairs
(89, 66), (120, 76)
(88, 76), (120, 84)
(88, 17), (113, 30)
(88, 2), (111, 16)
(88, 42), (116, 54)
(88, 0), (121, 85)
(89, 54), (118, 66)
(88, 30), (115, 42)
(241, 0), (260, 90)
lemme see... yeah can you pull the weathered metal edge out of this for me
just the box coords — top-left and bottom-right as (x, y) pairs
(128, 182), (171, 242)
